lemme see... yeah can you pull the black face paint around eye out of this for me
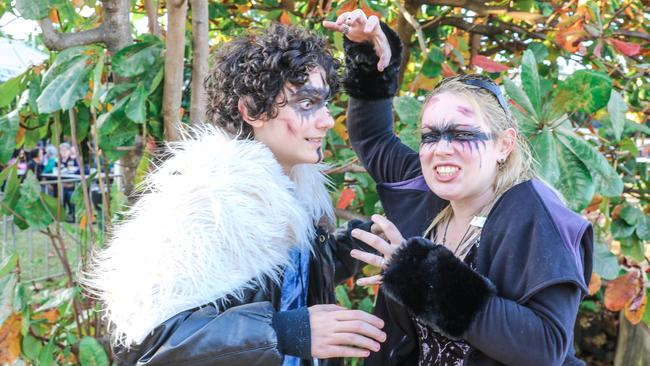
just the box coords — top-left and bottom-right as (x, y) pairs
(286, 77), (331, 124)
(420, 123), (491, 153)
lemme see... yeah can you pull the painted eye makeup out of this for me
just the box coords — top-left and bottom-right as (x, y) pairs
(287, 86), (330, 123)
(420, 123), (492, 152)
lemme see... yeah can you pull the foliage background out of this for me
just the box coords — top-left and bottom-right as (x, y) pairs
(0, 0), (649, 365)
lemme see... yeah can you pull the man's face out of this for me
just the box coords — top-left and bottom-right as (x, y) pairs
(252, 67), (334, 172)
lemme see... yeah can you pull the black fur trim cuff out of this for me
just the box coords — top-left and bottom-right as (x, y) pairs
(343, 22), (403, 100)
(381, 237), (495, 339)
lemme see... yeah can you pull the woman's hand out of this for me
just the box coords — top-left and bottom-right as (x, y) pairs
(350, 214), (405, 286)
(322, 9), (391, 72)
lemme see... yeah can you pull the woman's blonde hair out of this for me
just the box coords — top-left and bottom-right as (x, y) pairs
(423, 75), (538, 240)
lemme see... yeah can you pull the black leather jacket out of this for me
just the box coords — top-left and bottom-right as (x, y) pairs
(114, 225), (369, 366)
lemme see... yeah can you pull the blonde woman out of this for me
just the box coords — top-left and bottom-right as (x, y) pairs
(325, 12), (593, 366)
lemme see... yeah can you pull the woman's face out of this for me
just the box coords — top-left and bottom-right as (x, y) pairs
(250, 67), (334, 172)
(419, 92), (507, 204)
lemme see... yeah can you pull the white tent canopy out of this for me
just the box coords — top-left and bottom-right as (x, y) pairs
(0, 37), (48, 82)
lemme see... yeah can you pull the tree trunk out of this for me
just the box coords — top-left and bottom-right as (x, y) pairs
(614, 315), (650, 366)
(395, 0), (421, 86)
(163, 0), (188, 141)
(189, 0), (208, 125)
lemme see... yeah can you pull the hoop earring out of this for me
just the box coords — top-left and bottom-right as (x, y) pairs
(497, 158), (506, 171)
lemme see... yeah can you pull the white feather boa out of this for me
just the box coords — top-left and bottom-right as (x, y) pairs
(85, 126), (334, 346)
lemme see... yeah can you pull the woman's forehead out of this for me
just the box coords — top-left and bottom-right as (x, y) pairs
(422, 93), (486, 129)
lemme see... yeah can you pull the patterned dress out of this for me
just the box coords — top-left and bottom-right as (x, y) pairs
(414, 238), (479, 366)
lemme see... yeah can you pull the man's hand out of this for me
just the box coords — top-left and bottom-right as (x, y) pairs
(309, 304), (386, 358)
(322, 9), (391, 72)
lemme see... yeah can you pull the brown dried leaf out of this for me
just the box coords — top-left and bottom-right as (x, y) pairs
(604, 271), (639, 311)
(624, 287), (647, 325)
(588, 272), (602, 295)
(0, 313), (22, 364)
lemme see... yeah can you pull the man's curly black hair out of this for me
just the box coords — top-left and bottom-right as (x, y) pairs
(205, 23), (340, 138)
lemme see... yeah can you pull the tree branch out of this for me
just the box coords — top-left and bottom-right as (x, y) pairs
(613, 29), (650, 42)
(189, 0), (208, 125)
(144, 0), (162, 37)
(335, 208), (369, 222)
(38, 18), (106, 51)
(428, 16), (545, 40)
(422, 0), (508, 15)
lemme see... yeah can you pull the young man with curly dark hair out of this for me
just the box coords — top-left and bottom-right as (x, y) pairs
(86, 24), (386, 366)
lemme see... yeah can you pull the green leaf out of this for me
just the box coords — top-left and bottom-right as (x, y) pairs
(358, 297), (374, 313)
(527, 42), (549, 63)
(555, 142), (595, 211)
(529, 128), (560, 185)
(90, 53), (105, 109)
(22, 334), (43, 362)
(35, 288), (74, 313)
(0, 71), (26, 108)
(0, 274), (17, 325)
(393, 96), (422, 150)
(503, 77), (536, 117)
(607, 90), (627, 141)
(0, 254), (17, 277)
(335, 285), (352, 309)
(556, 129), (623, 197)
(15, 0), (49, 19)
(0, 110), (19, 164)
(126, 83), (147, 123)
(1, 164), (20, 216)
(78, 336), (109, 366)
(592, 240), (619, 280)
(37, 54), (93, 113)
(551, 70), (612, 114)
(38, 340), (55, 366)
(619, 204), (642, 226)
(98, 110), (139, 161)
(636, 215), (650, 241)
(19, 171), (42, 202)
(619, 236), (645, 262)
(112, 39), (163, 77)
(611, 219), (635, 239)
(422, 46), (444, 77)
(520, 50), (542, 117)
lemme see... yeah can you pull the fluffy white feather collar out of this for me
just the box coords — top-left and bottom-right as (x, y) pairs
(85, 126), (333, 345)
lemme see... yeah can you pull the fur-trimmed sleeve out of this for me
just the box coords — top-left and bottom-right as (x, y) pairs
(381, 237), (496, 339)
(343, 22), (403, 100)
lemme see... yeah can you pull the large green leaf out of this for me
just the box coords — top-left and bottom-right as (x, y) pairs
(636, 215), (650, 241)
(0, 110), (19, 164)
(607, 90), (627, 142)
(592, 240), (619, 280)
(112, 39), (164, 77)
(555, 142), (595, 211)
(555, 129), (623, 197)
(126, 83), (147, 123)
(619, 204), (642, 226)
(551, 70), (612, 114)
(78, 336), (109, 366)
(611, 219), (635, 238)
(510, 107), (537, 136)
(15, 0), (49, 20)
(422, 46), (444, 78)
(98, 109), (139, 161)
(393, 96), (422, 150)
(0, 71), (27, 108)
(37, 53), (94, 113)
(14, 172), (52, 230)
(520, 50), (542, 118)
(503, 77), (536, 118)
(529, 128), (560, 185)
